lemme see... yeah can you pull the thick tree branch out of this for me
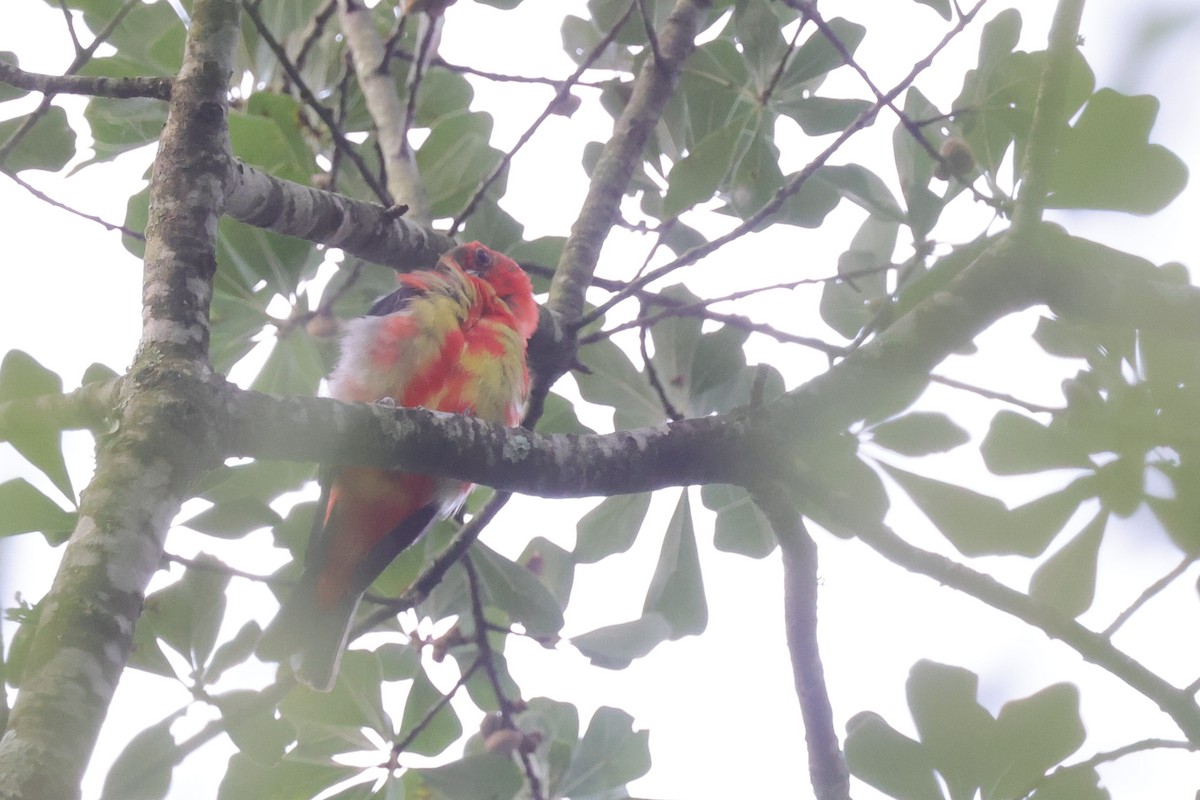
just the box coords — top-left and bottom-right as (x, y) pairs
(223, 159), (454, 269)
(337, 0), (432, 222)
(753, 483), (849, 800)
(0, 62), (171, 100)
(0, 3), (241, 797)
(548, 0), (709, 326)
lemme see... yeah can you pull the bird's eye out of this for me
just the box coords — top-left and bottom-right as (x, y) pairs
(474, 248), (493, 270)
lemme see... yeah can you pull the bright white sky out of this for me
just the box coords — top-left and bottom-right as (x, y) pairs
(2, 1), (1199, 798)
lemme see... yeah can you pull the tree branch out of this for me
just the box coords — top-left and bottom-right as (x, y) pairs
(753, 483), (849, 800)
(0, 62), (171, 100)
(0, 2), (242, 797)
(548, 0), (709, 327)
(337, 0), (432, 222)
(855, 523), (1200, 742)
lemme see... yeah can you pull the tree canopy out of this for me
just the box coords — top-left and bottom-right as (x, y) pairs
(0, 0), (1198, 798)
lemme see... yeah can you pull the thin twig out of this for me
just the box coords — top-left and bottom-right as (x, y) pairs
(759, 15), (807, 107)
(1103, 553), (1200, 638)
(293, 0), (338, 75)
(241, 0), (392, 204)
(639, 322), (684, 421)
(3, 170), (146, 240)
(389, 49), (610, 88)
(0, 63), (172, 100)
(0, 0), (141, 165)
(391, 657), (482, 757)
(464, 556), (544, 800)
(449, 0), (638, 234)
(929, 373), (1061, 414)
(572, 0), (987, 330)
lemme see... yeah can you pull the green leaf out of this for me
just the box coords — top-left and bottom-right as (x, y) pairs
(557, 707), (651, 798)
(844, 711), (943, 800)
(141, 555), (231, 670)
(735, 0), (788, 91)
(279, 650), (389, 735)
(796, 434), (890, 539)
(79, 1), (184, 75)
(231, 94), (316, 184)
(572, 613), (674, 669)
(689, 325), (750, 413)
(417, 753), (523, 800)
(218, 216), (322, 295)
(575, 492), (651, 563)
(1006, 482), (1091, 557)
(913, 0), (951, 20)
(250, 329), (325, 397)
(990, 684), (1086, 798)
(0, 479), (76, 543)
(783, 18), (866, 88)
(536, 391), (595, 435)
(820, 214), (898, 337)
(204, 621), (263, 685)
(775, 169), (842, 228)
(1030, 765), (1107, 800)
(181, 497), (283, 539)
(472, 543), (565, 638)
(0, 52), (27, 101)
(215, 689), (295, 765)
(1028, 511), (1106, 618)
(906, 661), (995, 800)
(99, 714), (183, 800)
(775, 95), (874, 136)
(871, 412), (970, 456)
(883, 464), (1048, 557)
(642, 492), (707, 637)
(518, 536), (575, 612)
(0, 105), (75, 173)
(575, 338), (666, 429)
(397, 666), (463, 757)
(814, 164), (905, 221)
(0, 350), (73, 501)
(980, 411), (1093, 475)
(80, 96), (166, 167)
(647, 284), (704, 415)
(700, 484), (777, 558)
(218, 752), (356, 800)
(663, 120), (745, 218)
(417, 110), (504, 218)
(1048, 89), (1187, 214)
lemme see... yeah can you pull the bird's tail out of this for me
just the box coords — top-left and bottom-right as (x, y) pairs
(257, 573), (360, 692)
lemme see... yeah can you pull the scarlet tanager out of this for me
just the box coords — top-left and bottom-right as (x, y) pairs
(259, 242), (538, 691)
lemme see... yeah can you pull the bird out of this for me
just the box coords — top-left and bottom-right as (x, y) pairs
(258, 241), (538, 691)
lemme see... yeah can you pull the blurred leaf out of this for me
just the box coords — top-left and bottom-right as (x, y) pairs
(844, 711), (942, 800)
(981, 410), (1093, 475)
(648, 285), (704, 416)
(472, 543), (565, 638)
(701, 483), (777, 558)
(215, 689), (294, 765)
(1028, 511), (1107, 618)
(907, 661), (995, 800)
(218, 752), (356, 800)
(218, 217), (322, 295)
(735, 0), (787, 91)
(0, 350), (74, 501)
(815, 164), (905, 221)
(142, 555), (231, 670)
(99, 714), (182, 800)
(280, 650), (389, 735)
(231, 94), (316, 184)
(572, 613), (673, 670)
(871, 412), (970, 456)
(991, 683), (1086, 798)
(557, 707), (650, 798)
(79, 0), (184, 75)
(1048, 89), (1187, 214)
(642, 491), (706, 637)
(182, 497), (282, 539)
(0, 105), (75, 174)
(0, 480), (74, 542)
(536, 391), (595, 435)
(417, 110), (504, 218)
(417, 753), (523, 800)
(796, 434), (890, 539)
(204, 621), (262, 685)
(883, 464), (1051, 556)
(575, 492), (652, 563)
(913, 0), (951, 20)
(398, 666), (463, 757)
(0, 52), (26, 101)
(1030, 765), (1108, 800)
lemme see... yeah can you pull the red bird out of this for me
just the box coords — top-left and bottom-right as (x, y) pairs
(259, 242), (538, 690)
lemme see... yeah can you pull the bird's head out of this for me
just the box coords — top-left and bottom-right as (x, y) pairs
(445, 241), (539, 340)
